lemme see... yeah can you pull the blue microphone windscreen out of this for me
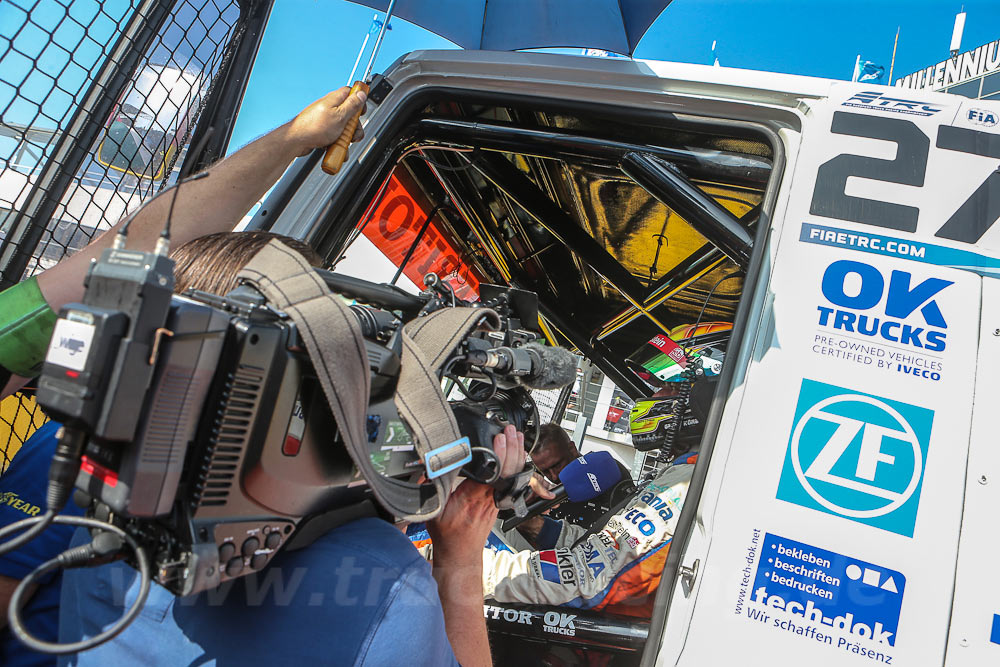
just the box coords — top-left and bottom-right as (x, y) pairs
(559, 451), (623, 502)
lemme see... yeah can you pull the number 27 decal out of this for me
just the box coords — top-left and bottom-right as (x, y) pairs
(810, 111), (1000, 244)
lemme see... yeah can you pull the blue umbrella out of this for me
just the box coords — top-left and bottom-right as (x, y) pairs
(346, 0), (673, 56)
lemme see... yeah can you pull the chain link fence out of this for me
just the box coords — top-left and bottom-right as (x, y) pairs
(0, 0), (264, 470)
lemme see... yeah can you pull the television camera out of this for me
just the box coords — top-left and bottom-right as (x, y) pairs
(2, 232), (575, 652)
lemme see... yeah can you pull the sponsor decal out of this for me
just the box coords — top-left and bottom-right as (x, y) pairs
(777, 379), (933, 537)
(581, 542), (606, 579)
(46, 318), (96, 372)
(967, 108), (999, 128)
(809, 256), (951, 383)
(543, 611), (577, 636)
(623, 508), (657, 536)
(817, 259), (950, 352)
(484, 605), (534, 625)
(0, 491), (42, 517)
(800, 222), (1000, 279)
(361, 173), (481, 299)
(598, 530), (620, 551)
(586, 472), (602, 493)
(537, 549), (577, 585)
(734, 528), (762, 618)
(638, 491), (675, 523)
(841, 90), (942, 116)
(737, 532), (905, 663)
(283, 398), (306, 457)
(626, 535), (640, 549)
(597, 531), (620, 564)
(649, 334), (688, 365)
(483, 605), (576, 636)
(538, 550), (561, 583)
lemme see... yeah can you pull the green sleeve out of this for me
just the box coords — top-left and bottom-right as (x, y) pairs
(0, 276), (58, 378)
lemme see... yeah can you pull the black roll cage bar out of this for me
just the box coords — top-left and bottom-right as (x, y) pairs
(253, 91), (759, 399)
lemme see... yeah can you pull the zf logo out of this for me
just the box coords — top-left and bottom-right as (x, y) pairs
(776, 379), (933, 537)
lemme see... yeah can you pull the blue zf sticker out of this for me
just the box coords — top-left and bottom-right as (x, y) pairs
(776, 379), (933, 537)
(748, 533), (905, 651)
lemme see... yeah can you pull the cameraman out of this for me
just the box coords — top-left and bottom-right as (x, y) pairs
(0, 231), (321, 667)
(59, 427), (522, 666)
(0, 87), (365, 664)
(0, 88), (514, 664)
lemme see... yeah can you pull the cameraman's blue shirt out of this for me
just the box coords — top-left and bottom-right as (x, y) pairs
(0, 421), (85, 667)
(58, 518), (459, 666)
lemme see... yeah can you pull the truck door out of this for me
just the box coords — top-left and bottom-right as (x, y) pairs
(661, 84), (1000, 666)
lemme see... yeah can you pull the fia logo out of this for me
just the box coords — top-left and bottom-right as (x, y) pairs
(968, 108), (999, 127)
(842, 91), (942, 116)
(776, 379), (933, 537)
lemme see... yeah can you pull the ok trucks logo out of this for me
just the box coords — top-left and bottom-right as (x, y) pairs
(743, 533), (905, 662)
(777, 379), (933, 537)
(817, 260), (951, 352)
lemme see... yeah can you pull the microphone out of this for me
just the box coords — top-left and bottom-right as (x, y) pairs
(473, 343), (578, 390)
(559, 450), (623, 502)
(501, 451), (623, 532)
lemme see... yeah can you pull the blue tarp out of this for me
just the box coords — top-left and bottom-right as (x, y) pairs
(347, 0), (672, 55)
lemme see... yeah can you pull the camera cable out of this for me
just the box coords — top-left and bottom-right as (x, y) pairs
(4, 515), (151, 654)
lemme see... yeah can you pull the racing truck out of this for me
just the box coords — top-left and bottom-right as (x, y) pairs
(243, 49), (1000, 667)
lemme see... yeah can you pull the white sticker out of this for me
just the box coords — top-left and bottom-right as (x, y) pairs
(46, 319), (96, 372)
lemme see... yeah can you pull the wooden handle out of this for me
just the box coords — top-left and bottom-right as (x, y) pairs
(322, 81), (369, 175)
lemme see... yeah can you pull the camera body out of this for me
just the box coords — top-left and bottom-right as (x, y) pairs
(38, 246), (549, 595)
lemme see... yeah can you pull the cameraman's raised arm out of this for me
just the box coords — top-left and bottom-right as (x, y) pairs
(427, 425), (526, 667)
(1, 88), (365, 399)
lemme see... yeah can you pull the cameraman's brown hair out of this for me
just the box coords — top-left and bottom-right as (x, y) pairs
(170, 231), (322, 295)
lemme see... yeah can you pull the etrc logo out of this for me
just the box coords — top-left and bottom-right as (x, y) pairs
(776, 379), (934, 537)
(842, 90), (942, 116)
(817, 260), (951, 352)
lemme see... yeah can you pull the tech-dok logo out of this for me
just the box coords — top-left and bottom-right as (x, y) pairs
(817, 260), (952, 352)
(776, 379), (934, 537)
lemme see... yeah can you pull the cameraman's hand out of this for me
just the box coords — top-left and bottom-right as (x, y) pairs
(428, 425), (524, 558)
(428, 425), (523, 667)
(286, 87), (366, 157)
(496, 423), (526, 480)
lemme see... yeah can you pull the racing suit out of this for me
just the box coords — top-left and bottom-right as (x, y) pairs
(483, 454), (695, 618)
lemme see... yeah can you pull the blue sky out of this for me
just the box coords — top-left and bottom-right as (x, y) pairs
(229, 0), (1000, 149)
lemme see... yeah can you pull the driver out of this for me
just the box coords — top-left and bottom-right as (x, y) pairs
(481, 325), (728, 617)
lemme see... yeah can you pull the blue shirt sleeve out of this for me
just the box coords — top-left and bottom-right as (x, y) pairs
(535, 516), (563, 550)
(0, 421), (83, 580)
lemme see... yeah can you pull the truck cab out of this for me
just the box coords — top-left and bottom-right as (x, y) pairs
(249, 49), (1000, 666)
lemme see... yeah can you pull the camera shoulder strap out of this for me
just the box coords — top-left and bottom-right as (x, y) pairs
(238, 240), (494, 522)
(395, 305), (500, 488)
